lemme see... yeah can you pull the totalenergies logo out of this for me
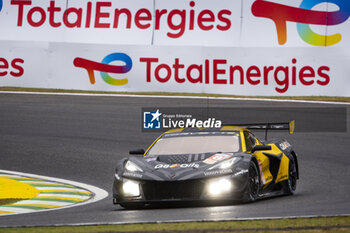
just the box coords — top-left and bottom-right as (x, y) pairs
(73, 53), (132, 86)
(252, 0), (350, 46)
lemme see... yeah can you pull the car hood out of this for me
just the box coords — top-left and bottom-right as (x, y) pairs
(122, 152), (243, 181)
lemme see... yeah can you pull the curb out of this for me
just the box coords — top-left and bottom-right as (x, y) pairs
(0, 170), (108, 216)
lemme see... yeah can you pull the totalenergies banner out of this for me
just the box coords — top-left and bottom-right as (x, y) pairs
(0, 0), (349, 96)
(1, 42), (350, 96)
(0, 0), (349, 47)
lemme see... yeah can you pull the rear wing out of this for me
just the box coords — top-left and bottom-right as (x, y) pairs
(227, 120), (295, 140)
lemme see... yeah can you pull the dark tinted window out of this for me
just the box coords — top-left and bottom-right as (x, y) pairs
(244, 131), (256, 152)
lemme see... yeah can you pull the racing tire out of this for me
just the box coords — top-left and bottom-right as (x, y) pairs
(282, 156), (297, 195)
(247, 161), (260, 202)
(119, 202), (144, 209)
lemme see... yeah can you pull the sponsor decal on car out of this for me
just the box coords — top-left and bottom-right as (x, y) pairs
(258, 159), (265, 184)
(123, 172), (143, 178)
(145, 157), (157, 162)
(232, 169), (248, 177)
(203, 153), (233, 165)
(154, 163), (199, 169)
(280, 141), (291, 150)
(204, 169), (233, 176)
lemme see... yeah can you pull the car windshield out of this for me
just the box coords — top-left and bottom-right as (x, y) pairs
(147, 134), (241, 156)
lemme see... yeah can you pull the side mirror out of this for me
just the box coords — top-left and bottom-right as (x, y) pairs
(129, 149), (145, 155)
(251, 145), (271, 153)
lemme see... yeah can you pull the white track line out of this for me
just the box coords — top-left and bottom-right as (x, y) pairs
(20, 181), (58, 184)
(13, 213), (350, 228)
(0, 207), (34, 214)
(33, 187), (88, 191)
(15, 200), (72, 206)
(36, 194), (90, 199)
(0, 91), (349, 105)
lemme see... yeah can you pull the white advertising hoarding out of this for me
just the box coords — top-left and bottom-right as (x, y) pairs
(0, 0), (349, 96)
(0, 0), (349, 47)
(1, 42), (349, 96)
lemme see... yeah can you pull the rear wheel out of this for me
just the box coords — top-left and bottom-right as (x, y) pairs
(247, 161), (260, 201)
(282, 156), (297, 195)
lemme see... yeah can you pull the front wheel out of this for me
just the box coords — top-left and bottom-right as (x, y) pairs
(282, 156), (297, 195)
(247, 161), (260, 202)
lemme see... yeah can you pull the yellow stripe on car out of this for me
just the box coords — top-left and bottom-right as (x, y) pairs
(275, 154), (290, 183)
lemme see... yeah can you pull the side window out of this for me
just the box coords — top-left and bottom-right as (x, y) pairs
(244, 132), (257, 152)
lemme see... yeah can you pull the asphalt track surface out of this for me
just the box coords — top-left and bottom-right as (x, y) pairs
(0, 93), (349, 227)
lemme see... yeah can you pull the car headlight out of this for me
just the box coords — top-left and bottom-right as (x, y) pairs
(207, 177), (233, 196)
(122, 180), (140, 197)
(208, 157), (241, 171)
(125, 160), (143, 172)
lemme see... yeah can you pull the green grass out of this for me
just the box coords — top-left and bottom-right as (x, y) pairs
(1, 87), (349, 103)
(1, 216), (350, 233)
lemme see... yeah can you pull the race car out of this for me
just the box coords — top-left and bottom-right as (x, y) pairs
(113, 121), (299, 209)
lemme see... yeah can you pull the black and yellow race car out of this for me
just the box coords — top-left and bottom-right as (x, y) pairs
(113, 121), (299, 209)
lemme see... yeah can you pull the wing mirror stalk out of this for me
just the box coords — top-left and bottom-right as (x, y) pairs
(251, 145), (271, 153)
(129, 149), (145, 155)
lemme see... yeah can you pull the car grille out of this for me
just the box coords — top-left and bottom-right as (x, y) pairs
(142, 180), (205, 200)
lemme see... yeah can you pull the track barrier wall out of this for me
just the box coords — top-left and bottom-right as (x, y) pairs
(0, 0), (349, 96)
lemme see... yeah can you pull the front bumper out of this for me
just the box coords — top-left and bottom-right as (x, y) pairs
(113, 174), (249, 204)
